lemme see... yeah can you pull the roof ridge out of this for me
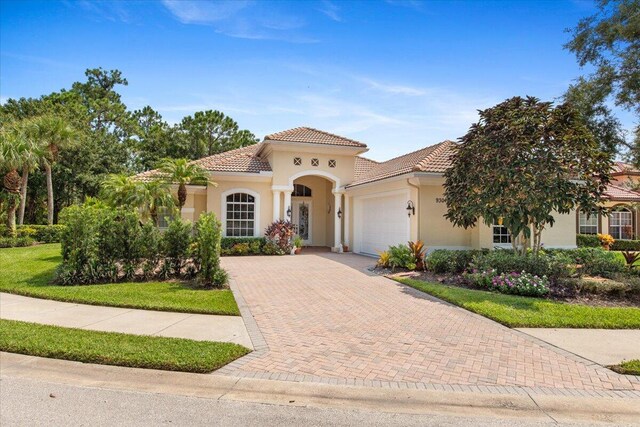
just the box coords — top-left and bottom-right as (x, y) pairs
(302, 126), (364, 146)
(608, 183), (640, 193)
(412, 140), (455, 172)
(374, 140), (448, 166)
(191, 144), (259, 166)
(264, 126), (366, 147)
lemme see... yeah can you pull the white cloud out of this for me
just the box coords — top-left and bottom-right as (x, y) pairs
(318, 1), (342, 22)
(160, 0), (317, 43)
(360, 77), (427, 96)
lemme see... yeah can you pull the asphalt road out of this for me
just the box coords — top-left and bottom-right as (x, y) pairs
(0, 377), (622, 427)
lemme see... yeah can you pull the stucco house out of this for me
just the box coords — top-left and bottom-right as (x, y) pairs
(138, 127), (640, 255)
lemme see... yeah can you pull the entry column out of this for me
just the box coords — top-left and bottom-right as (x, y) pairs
(283, 190), (292, 221)
(333, 190), (343, 252)
(272, 190), (281, 221)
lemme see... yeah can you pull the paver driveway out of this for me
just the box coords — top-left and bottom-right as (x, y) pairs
(220, 252), (640, 392)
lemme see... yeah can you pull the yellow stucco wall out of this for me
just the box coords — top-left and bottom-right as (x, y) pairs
(269, 149), (357, 188)
(419, 185), (472, 249)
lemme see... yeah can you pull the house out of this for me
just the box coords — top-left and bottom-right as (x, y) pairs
(138, 127), (640, 255)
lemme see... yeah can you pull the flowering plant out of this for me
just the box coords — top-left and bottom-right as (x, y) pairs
(597, 233), (614, 250)
(465, 270), (549, 297)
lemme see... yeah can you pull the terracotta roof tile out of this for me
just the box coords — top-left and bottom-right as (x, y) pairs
(348, 140), (456, 186)
(265, 127), (367, 148)
(604, 184), (640, 201)
(354, 156), (379, 179)
(611, 161), (640, 175)
(134, 144), (270, 182)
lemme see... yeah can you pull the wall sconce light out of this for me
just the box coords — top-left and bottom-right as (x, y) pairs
(406, 200), (415, 217)
(286, 206), (292, 218)
(337, 207), (342, 219)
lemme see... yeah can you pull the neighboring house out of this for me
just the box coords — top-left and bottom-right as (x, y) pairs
(138, 127), (640, 255)
(577, 162), (640, 240)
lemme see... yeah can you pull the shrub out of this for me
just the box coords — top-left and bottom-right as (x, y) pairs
(576, 234), (600, 248)
(597, 233), (615, 249)
(264, 220), (295, 254)
(162, 218), (192, 276)
(424, 249), (485, 274)
(471, 250), (573, 281)
(562, 247), (626, 277)
(388, 244), (415, 270)
(621, 251), (640, 269)
(0, 237), (35, 248)
(193, 212), (226, 287)
(376, 250), (390, 268)
(611, 239), (640, 251)
(221, 237), (266, 250)
(262, 240), (283, 255)
(408, 240), (426, 270)
(230, 242), (251, 256)
(0, 224), (66, 242)
(466, 270), (550, 297)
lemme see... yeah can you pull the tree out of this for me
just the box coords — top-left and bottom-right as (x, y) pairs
(443, 96), (612, 255)
(0, 125), (33, 235)
(157, 158), (212, 214)
(565, 0), (640, 159)
(179, 110), (258, 158)
(101, 174), (175, 226)
(31, 116), (77, 224)
(16, 119), (44, 225)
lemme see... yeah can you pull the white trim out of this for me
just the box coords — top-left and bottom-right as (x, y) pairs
(346, 172), (414, 190)
(221, 188), (261, 238)
(271, 185), (293, 192)
(288, 169), (341, 189)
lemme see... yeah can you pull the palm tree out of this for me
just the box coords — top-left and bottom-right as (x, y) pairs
(0, 126), (32, 236)
(31, 116), (77, 225)
(101, 174), (140, 209)
(138, 180), (176, 226)
(17, 120), (44, 225)
(157, 158), (212, 215)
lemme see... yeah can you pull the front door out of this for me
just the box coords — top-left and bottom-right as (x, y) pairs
(292, 200), (312, 245)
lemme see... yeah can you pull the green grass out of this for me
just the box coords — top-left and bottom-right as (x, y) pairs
(395, 277), (640, 328)
(610, 359), (640, 375)
(0, 244), (239, 315)
(0, 319), (249, 373)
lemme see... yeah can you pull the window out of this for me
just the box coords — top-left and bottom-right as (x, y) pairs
(328, 159), (336, 168)
(610, 208), (633, 240)
(225, 193), (255, 237)
(157, 206), (173, 229)
(578, 211), (598, 235)
(292, 184), (312, 197)
(311, 158), (319, 167)
(293, 157), (302, 165)
(493, 223), (511, 245)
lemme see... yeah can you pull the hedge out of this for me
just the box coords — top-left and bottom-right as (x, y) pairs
(0, 224), (66, 243)
(611, 239), (640, 251)
(221, 237), (266, 250)
(576, 234), (600, 248)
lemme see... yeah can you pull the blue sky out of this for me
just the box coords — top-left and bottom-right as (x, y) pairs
(0, 0), (629, 161)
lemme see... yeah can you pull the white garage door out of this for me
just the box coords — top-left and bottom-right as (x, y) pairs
(355, 192), (410, 256)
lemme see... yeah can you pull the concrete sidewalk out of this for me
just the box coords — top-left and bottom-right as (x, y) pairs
(517, 328), (640, 365)
(0, 293), (252, 348)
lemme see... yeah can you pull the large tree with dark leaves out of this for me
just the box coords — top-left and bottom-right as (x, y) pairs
(444, 96), (612, 254)
(565, 0), (639, 160)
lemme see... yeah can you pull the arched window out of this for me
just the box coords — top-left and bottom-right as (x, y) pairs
(292, 184), (312, 197)
(610, 207), (633, 240)
(578, 211), (598, 235)
(225, 192), (256, 237)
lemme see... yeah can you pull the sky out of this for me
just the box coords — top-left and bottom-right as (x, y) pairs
(0, 0), (632, 161)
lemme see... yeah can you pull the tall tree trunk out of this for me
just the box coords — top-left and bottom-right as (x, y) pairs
(6, 203), (17, 237)
(178, 183), (186, 216)
(18, 166), (29, 225)
(44, 161), (54, 225)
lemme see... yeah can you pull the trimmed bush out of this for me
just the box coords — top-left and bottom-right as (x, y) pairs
(0, 224), (66, 243)
(611, 239), (640, 251)
(561, 247), (626, 277)
(576, 234), (600, 248)
(220, 237), (265, 256)
(0, 237), (35, 248)
(193, 212), (227, 287)
(425, 249), (486, 274)
(470, 250), (573, 281)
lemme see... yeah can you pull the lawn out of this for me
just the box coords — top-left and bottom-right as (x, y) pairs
(0, 244), (239, 315)
(395, 277), (640, 329)
(0, 319), (249, 373)
(609, 359), (640, 376)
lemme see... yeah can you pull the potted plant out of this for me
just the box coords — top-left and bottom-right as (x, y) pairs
(293, 235), (303, 254)
(342, 242), (349, 252)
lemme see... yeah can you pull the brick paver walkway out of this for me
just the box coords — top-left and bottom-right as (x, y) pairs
(220, 252), (640, 393)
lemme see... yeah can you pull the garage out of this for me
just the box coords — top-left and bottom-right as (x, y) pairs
(353, 191), (411, 256)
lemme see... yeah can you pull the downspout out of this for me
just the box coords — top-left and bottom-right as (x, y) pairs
(407, 177), (420, 240)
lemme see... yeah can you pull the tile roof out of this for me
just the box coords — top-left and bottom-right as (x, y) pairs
(354, 156), (379, 179)
(135, 144), (271, 181)
(264, 127), (367, 148)
(611, 161), (640, 175)
(348, 140), (456, 187)
(603, 184), (640, 202)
